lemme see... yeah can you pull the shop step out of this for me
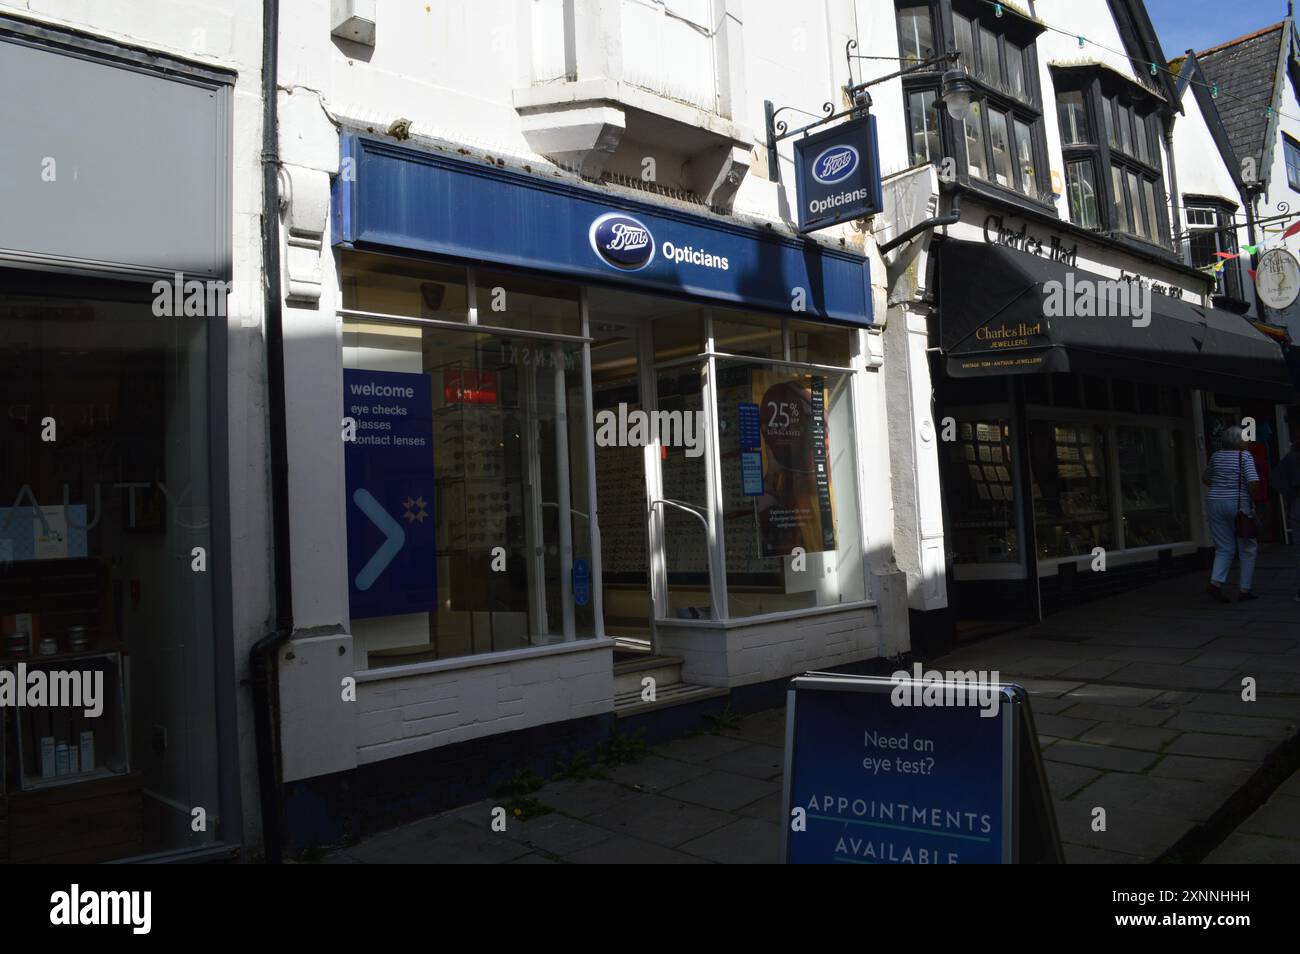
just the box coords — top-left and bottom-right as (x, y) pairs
(612, 654), (685, 696)
(613, 681), (729, 718)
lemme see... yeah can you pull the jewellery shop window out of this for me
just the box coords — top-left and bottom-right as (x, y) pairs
(715, 358), (865, 617)
(341, 271), (592, 670)
(1027, 420), (1113, 558)
(941, 417), (1020, 564)
(1117, 425), (1189, 547)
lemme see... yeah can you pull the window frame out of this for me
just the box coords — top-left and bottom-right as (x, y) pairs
(898, 0), (1049, 207)
(1184, 199), (1245, 302)
(1284, 133), (1300, 192)
(1053, 68), (1171, 250)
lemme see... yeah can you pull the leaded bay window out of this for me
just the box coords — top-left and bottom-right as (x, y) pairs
(896, 0), (1046, 203)
(1053, 68), (1170, 248)
(1185, 202), (1245, 302)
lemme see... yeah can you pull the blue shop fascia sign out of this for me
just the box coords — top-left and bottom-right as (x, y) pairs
(333, 135), (873, 325)
(792, 115), (884, 234)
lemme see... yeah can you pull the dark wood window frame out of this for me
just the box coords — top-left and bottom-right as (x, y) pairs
(1053, 66), (1171, 252)
(1183, 197), (1245, 304)
(896, 0), (1051, 212)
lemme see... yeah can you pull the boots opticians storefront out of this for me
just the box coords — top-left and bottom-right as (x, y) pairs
(294, 136), (893, 842)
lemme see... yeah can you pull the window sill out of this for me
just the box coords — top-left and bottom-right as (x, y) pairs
(353, 636), (615, 683)
(656, 599), (877, 631)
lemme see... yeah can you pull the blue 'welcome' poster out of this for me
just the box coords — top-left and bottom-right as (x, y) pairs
(785, 678), (1011, 864)
(343, 368), (437, 619)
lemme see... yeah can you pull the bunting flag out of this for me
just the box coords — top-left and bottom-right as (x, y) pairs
(1249, 268), (1257, 280)
(1213, 251), (1238, 259)
(1242, 244), (1258, 255)
(1284, 220), (1300, 240)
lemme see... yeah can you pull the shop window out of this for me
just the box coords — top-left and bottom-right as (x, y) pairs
(655, 361), (712, 618)
(341, 250), (469, 321)
(717, 361), (865, 614)
(988, 109), (1015, 188)
(1082, 375), (1110, 410)
(711, 309), (783, 360)
(942, 417), (1019, 564)
(1028, 421), (1113, 558)
(788, 318), (853, 366)
(1118, 426), (1189, 546)
(0, 288), (221, 860)
(341, 314), (593, 667)
(474, 269), (581, 336)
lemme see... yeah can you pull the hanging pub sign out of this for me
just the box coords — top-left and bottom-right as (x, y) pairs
(1256, 248), (1300, 310)
(792, 115), (884, 234)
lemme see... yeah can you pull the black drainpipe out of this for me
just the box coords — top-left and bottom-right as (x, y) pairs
(879, 185), (964, 255)
(249, 0), (294, 865)
(1163, 116), (1184, 263)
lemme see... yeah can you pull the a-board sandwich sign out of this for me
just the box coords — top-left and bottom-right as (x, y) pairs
(781, 671), (1062, 864)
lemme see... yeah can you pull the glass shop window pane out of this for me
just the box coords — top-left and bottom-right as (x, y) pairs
(341, 250), (469, 321)
(1119, 426), (1190, 546)
(656, 362), (712, 618)
(342, 323), (592, 667)
(0, 289), (220, 860)
(965, 102), (987, 178)
(711, 308), (783, 360)
(1028, 420), (1114, 559)
(988, 109), (1014, 188)
(897, 6), (934, 61)
(942, 416), (1019, 565)
(717, 361), (865, 614)
(474, 269), (581, 336)
(788, 318), (853, 366)
(909, 88), (942, 165)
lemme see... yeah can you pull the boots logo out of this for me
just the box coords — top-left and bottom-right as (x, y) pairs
(590, 213), (655, 271)
(812, 144), (858, 184)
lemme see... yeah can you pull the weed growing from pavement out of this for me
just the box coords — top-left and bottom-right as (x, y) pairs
(703, 703), (741, 732)
(495, 769), (554, 820)
(595, 728), (648, 766)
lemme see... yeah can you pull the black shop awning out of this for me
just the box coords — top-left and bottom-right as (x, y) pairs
(936, 239), (1295, 401)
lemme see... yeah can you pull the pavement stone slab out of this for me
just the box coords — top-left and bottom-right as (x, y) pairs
(497, 812), (617, 856)
(1033, 713), (1101, 739)
(1106, 663), (1238, 691)
(1163, 732), (1276, 762)
(1149, 755), (1258, 786)
(1053, 801), (1191, 859)
(700, 741), (785, 781)
(1070, 772), (1234, 823)
(585, 791), (737, 848)
(1043, 762), (1104, 799)
(1058, 701), (1175, 726)
(346, 816), (533, 864)
(1162, 710), (1297, 739)
(563, 834), (714, 864)
(1204, 832), (1300, 864)
(677, 817), (782, 864)
(660, 769), (780, 813)
(1077, 721), (1179, 752)
(1058, 684), (1167, 707)
(1237, 793), (1300, 840)
(654, 732), (753, 765)
(540, 778), (642, 818)
(603, 754), (711, 793)
(1045, 740), (1160, 772)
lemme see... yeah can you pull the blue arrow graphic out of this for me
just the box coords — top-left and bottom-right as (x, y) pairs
(353, 488), (406, 591)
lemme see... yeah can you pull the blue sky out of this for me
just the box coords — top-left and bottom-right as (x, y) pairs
(1145, 0), (1289, 57)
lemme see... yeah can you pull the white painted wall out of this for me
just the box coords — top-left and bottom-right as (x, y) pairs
(0, 0), (270, 853)
(1257, 28), (1300, 336)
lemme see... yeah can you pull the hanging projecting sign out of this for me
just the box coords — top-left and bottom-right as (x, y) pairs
(792, 115), (884, 234)
(343, 369), (438, 619)
(1255, 248), (1300, 310)
(782, 673), (1063, 864)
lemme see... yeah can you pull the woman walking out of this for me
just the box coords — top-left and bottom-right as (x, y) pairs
(1203, 425), (1261, 602)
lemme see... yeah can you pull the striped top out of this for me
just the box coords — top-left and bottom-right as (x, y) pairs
(1206, 450), (1259, 507)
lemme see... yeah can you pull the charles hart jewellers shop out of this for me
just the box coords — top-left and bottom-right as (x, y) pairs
(280, 135), (900, 847)
(927, 212), (1293, 632)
